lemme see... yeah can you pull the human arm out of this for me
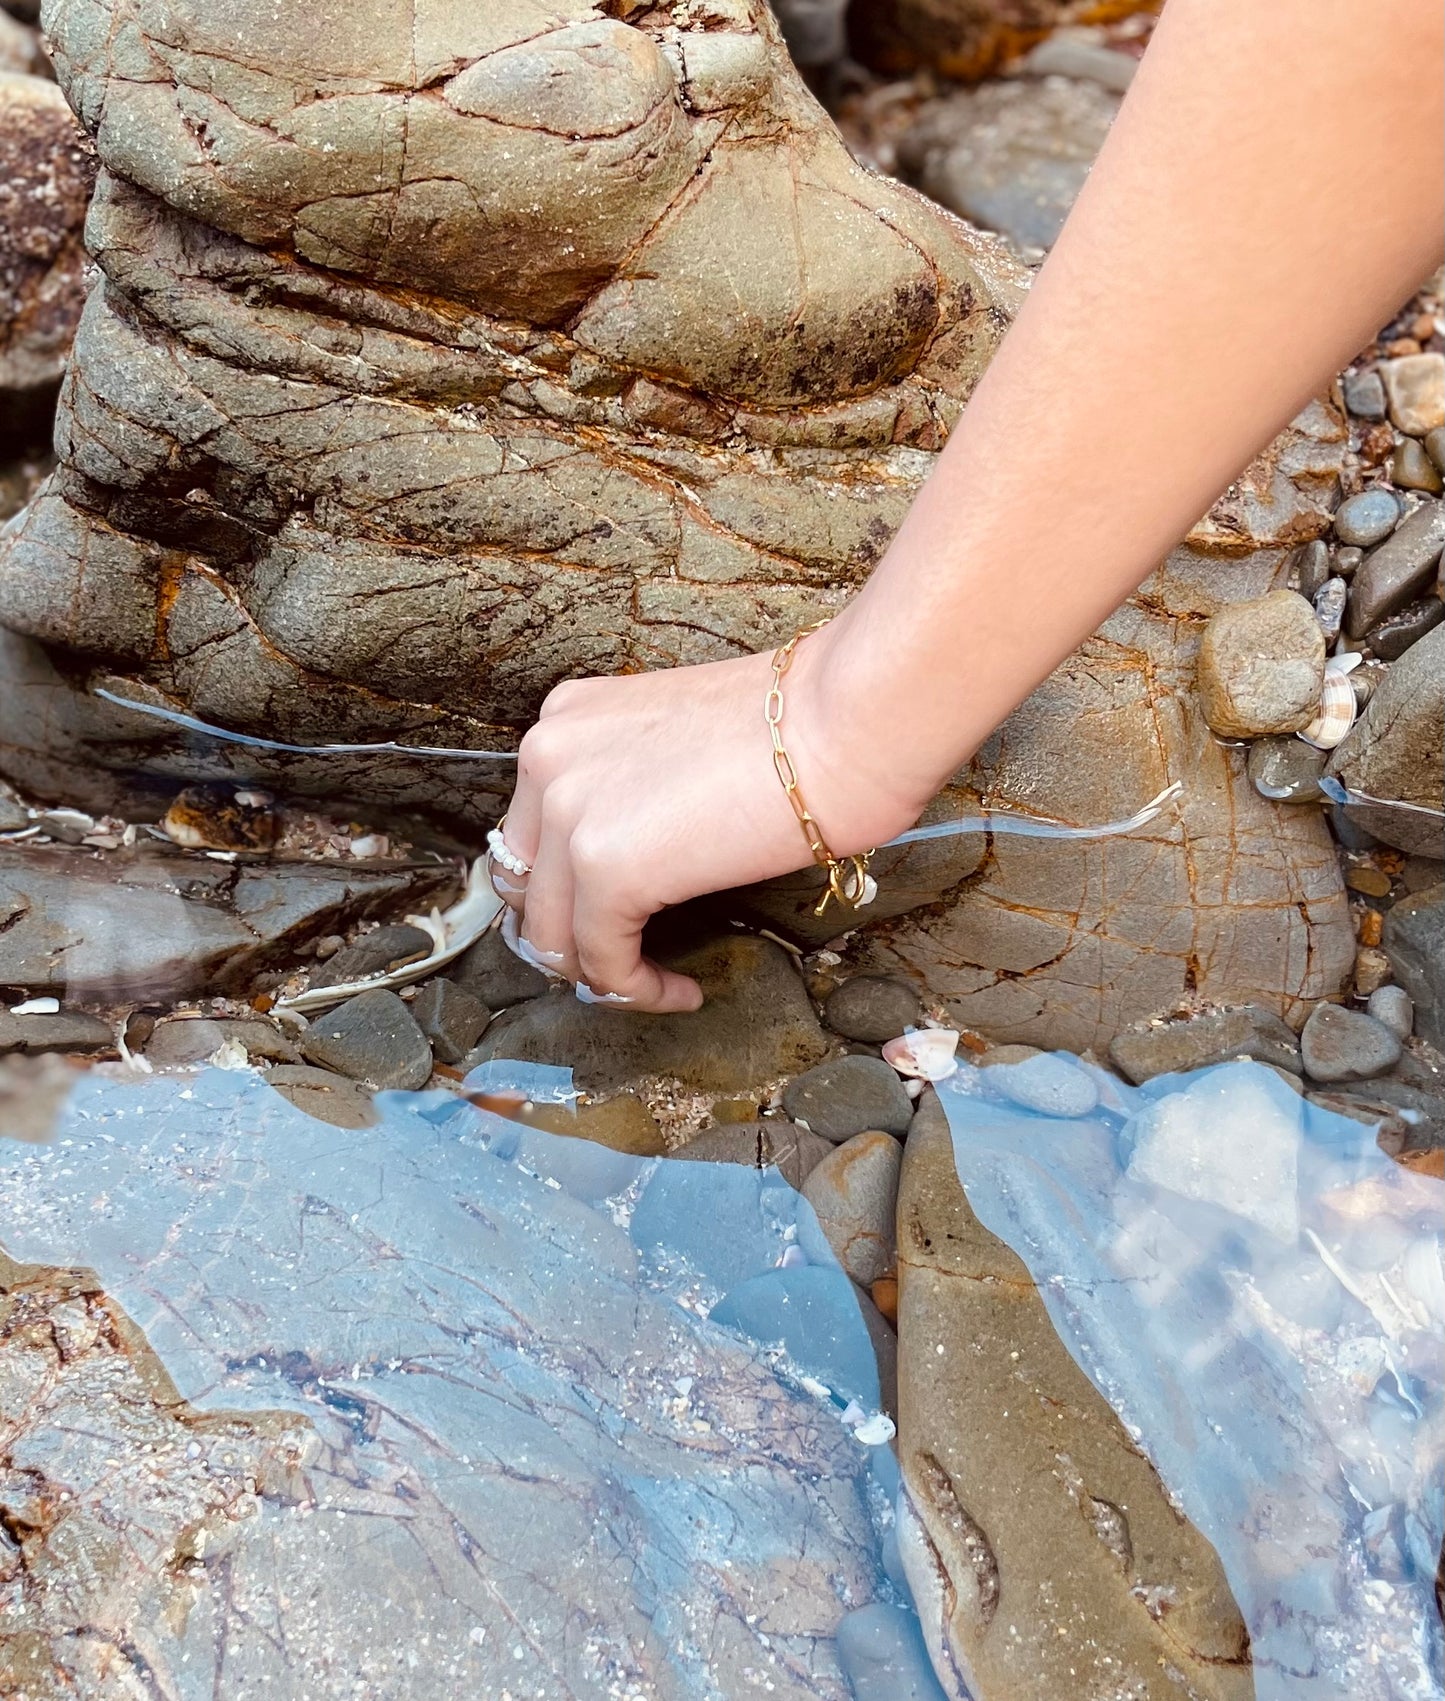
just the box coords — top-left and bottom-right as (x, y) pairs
(501, 0), (1445, 1013)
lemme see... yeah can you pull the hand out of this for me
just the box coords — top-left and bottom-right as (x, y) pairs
(496, 632), (925, 1013)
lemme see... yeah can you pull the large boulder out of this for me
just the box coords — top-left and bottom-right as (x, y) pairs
(1327, 620), (1444, 858)
(843, 402), (1354, 1053)
(895, 1092), (1252, 1700)
(0, 0), (1024, 831)
(0, 0), (1352, 1051)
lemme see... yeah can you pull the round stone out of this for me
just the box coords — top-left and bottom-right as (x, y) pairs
(823, 975), (923, 1043)
(1196, 590), (1326, 739)
(1392, 438), (1444, 494)
(781, 1055), (913, 1141)
(1333, 489), (1402, 549)
(800, 1131), (903, 1286)
(1299, 1002), (1402, 1084)
(1247, 736), (1327, 804)
(1366, 984), (1414, 1041)
(985, 1050), (1099, 1118)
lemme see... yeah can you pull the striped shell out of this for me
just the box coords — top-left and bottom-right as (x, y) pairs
(1297, 666), (1359, 751)
(882, 1026), (960, 1082)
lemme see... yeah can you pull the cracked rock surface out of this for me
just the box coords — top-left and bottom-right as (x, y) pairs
(0, 0), (1022, 836)
(895, 1091), (1253, 1701)
(0, 1069), (896, 1700)
(0, 840), (455, 1001)
(0, 0), (1353, 1050)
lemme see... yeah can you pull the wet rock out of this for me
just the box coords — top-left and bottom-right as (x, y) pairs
(411, 977), (488, 1066)
(836, 1603), (947, 1701)
(1196, 590), (1325, 738)
(898, 75), (1120, 254)
(1382, 885), (1445, 1050)
(145, 1018), (299, 1068)
(976, 1042), (1041, 1068)
(1345, 499), (1445, 638)
(0, 791), (26, 830)
(1342, 367), (1387, 421)
(299, 989), (434, 1092)
(1333, 544), (1364, 577)
(311, 923), (435, 989)
(0, 1071), (890, 1698)
(710, 1264), (898, 1416)
(494, 1092), (668, 1159)
(1426, 425), (1445, 472)
(1368, 595), (1445, 659)
(782, 1055), (913, 1141)
(1332, 488), (1401, 548)
(896, 1092), (1251, 1701)
(1367, 984), (1414, 1041)
(0, 1005), (111, 1056)
(0, 844), (454, 1002)
(801, 1132), (903, 1286)
(447, 927), (554, 1010)
(984, 1049), (1098, 1117)
(1299, 1001), (1401, 1083)
(1328, 623), (1444, 856)
(471, 935), (828, 1097)
(1381, 351), (1445, 436)
(1109, 1006), (1301, 1083)
(1391, 438), (1443, 494)
(0, 73), (94, 395)
(1247, 735), (1326, 803)
(824, 975), (923, 1043)
(1290, 538), (1331, 599)
(1312, 575), (1347, 641)
(674, 1120), (834, 1190)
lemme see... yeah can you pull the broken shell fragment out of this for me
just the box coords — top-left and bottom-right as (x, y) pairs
(883, 1026), (960, 1082)
(1297, 662), (1360, 751)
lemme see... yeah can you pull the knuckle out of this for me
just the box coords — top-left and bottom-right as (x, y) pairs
(540, 678), (588, 718)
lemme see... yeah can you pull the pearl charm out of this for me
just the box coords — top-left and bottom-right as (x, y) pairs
(486, 826), (532, 878)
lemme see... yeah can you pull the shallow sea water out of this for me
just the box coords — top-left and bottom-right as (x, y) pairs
(0, 1057), (1440, 1700)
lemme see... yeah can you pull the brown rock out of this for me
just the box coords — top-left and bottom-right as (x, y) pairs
(1195, 590), (1326, 739)
(896, 1092), (1253, 1701)
(1381, 351), (1445, 436)
(850, 0), (1107, 79)
(0, 1), (1023, 834)
(469, 933), (829, 1097)
(0, 73), (94, 394)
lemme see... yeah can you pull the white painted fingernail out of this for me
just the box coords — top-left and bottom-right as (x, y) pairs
(575, 982), (636, 1006)
(500, 908), (565, 976)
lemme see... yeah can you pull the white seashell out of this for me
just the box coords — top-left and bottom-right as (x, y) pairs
(10, 997), (60, 1016)
(883, 1026), (960, 1082)
(852, 1412), (897, 1446)
(1297, 669), (1358, 750)
(278, 857), (503, 1014)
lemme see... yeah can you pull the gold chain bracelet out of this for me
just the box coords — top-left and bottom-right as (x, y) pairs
(766, 621), (878, 920)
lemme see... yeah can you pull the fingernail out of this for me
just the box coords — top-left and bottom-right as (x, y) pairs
(501, 908), (565, 976)
(575, 982), (635, 1006)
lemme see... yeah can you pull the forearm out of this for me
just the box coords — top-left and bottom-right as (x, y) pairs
(815, 0), (1444, 809)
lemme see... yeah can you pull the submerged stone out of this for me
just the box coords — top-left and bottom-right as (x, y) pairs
(922, 1061), (1445, 1701)
(0, 1069), (909, 1699)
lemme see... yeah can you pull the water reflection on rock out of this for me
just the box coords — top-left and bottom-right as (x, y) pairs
(0, 1069), (919, 1700)
(929, 1058), (1444, 1701)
